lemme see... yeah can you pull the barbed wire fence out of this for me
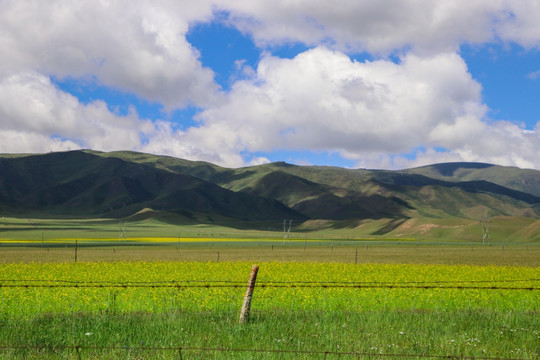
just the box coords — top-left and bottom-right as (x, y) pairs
(0, 279), (538, 290)
(0, 344), (529, 360)
(2, 278), (538, 285)
(1, 272), (538, 359)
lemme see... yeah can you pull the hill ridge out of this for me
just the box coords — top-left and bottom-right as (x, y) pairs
(0, 150), (538, 228)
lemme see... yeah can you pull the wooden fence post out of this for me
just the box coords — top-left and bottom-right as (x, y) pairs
(239, 264), (259, 324)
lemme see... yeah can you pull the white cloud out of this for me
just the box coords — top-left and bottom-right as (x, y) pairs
(1, 0), (540, 169)
(217, 0), (540, 57)
(4, 57), (533, 170)
(220, 0), (512, 55)
(194, 49), (482, 155)
(140, 122), (270, 168)
(0, 72), (154, 152)
(359, 119), (540, 170)
(0, 129), (80, 154)
(0, 71), (265, 167)
(3, 0), (540, 109)
(0, 0), (219, 109)
(496, 0), (540, 49)
(527, 70), (540, 80)
(169, 47), (539, 169)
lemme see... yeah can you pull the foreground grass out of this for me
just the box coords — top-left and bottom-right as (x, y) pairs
(1, 309), (538, 359)
(1, 256), (537, 359)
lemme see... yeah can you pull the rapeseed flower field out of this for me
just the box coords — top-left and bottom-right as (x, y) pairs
(1, 262), (538, 316)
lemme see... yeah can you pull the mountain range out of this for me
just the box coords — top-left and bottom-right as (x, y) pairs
(0, 150), (539, 233)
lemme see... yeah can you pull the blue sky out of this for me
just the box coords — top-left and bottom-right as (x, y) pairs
(1, 1), (539, 169)
(461, 43), (540, 126)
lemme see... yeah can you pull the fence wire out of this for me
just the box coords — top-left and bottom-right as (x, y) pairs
(0, 282), (537, 291)
(1, 278), (537, 285)
(0, 344), (529, 360)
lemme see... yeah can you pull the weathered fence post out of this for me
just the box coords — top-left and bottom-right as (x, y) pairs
(74, 240), (78, 262)
(239, 264), (259, 324)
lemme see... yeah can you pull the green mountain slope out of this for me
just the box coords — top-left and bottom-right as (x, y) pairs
(238, 171), (412, 220)
(404, 162), (540, 197)
(83, 151), (540, 220)
(189, 159), (540, 221)
(0, 151), (306, 225)
(0, 151), (538, 235)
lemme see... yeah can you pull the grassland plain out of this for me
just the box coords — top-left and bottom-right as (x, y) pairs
(0, 261), (539, 359)
(1, 218), (539, 359)
(1, 214), (539, 243)
(2, 243), (540, 266)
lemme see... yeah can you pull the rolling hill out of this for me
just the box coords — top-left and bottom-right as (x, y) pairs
(0, 150), (539, 236)
(0, 151), (306, 226)
(403, 162), (540, 197)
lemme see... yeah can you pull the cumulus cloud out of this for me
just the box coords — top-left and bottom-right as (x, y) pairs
(1, 0), (540, 169)
(193, 49), (482, 157)
(220, 0), (540, 55)
(0, 71), (260, 166)
(167, 47), (538, 169)
(140, 121), (270, 167)
(220, 0), (508, 55)
(0, 72), (154, 153)
(496, 0), (540, 49)
(369, 119), (540, 170)
(0, 0), (219, 109)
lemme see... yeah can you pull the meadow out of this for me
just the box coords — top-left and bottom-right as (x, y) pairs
(2, 261), (538, 314)
(2, 241), (540, 266)
(0, 217), (539, 359)
(0, 259), (539, 359)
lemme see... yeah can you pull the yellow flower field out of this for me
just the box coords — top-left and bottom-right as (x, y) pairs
(0, 262), (538, 317)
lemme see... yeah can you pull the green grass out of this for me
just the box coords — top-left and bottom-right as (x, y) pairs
(0, 259), (538, 359)
(2, 150), (539, 229)
(1, 214), (539, 359)
(1, 215), (539, 242)
(0, 216), (286, 241)
(2, 262), (537, 316)
(0, 310), (538, 359)
(1, 243), (540, 266)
